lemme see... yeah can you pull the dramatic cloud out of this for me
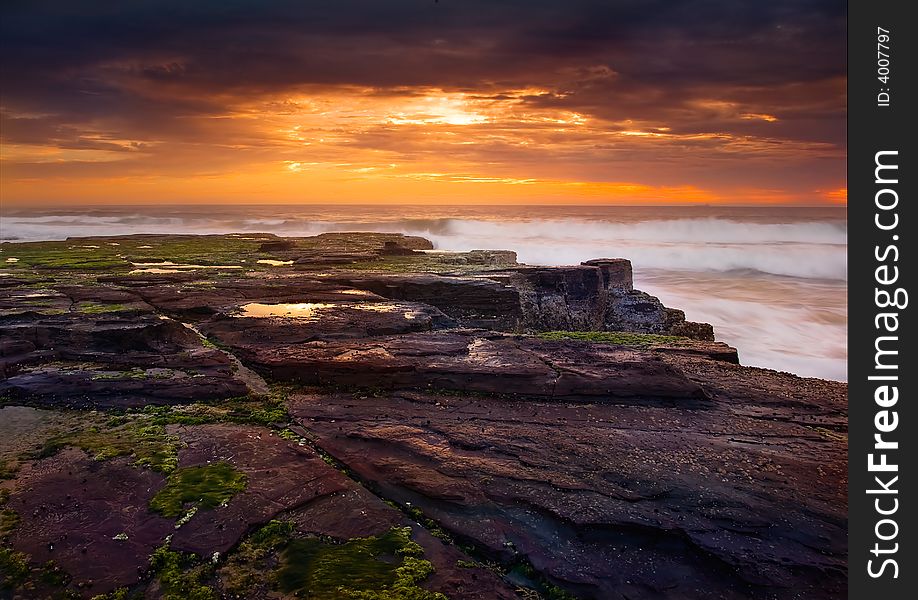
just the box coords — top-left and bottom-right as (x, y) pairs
(0, 0), (846, 205)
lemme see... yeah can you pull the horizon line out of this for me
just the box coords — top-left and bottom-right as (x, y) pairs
(0, 202), (848, 210)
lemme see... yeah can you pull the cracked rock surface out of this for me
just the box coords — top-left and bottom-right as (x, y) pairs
(0, 233), (845, 599)
(285, 367), (846, 600)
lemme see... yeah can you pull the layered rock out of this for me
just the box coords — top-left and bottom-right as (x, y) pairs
(0, 307), (251, 407)
(326, 274), (524, 330)
(4, 448), (175, 592)
(0, 232), (846, 600)
(582, 258), (633, 290)
(2, 412), (518, 599)
(492, 266), (607, 331)
(200, 328), (712, 402)
(286, 361), (847, 599)
(329, 261), (712, 339)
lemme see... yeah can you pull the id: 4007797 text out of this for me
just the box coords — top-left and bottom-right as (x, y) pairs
(877, 27), (891, 107)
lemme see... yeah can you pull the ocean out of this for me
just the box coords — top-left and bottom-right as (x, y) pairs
(0, 204), (847, 381)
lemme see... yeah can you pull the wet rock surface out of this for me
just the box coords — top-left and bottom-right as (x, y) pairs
(203, 300), (456, 344)
(206, 329), (712, 402)
(287, 365), (846, 600)
(6, 448), (173, 592)
(0, 310), (250, 408)
(326, 273), (526, 330)
(0, 233), (846, 599)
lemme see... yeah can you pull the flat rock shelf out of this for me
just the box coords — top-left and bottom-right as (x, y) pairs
(0, 233), (845, 600)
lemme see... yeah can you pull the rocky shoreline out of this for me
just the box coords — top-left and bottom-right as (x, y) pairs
(0, 233), (846, 599)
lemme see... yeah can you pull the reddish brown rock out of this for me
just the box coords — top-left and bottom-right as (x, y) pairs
(200, 300), (455, 345)
(326, 273), (525, 330)
(648, 339), (740, 363)
(380, 240), (420, 256)
(168, 424), (352, 555)
(169, 423), (519, 599)
(0, 312), (250, 407)
(257, 239), (297, 252)
(306, 232), (434, 251)
(0, 233), (846, 600)
(6, 448), (172, 592)
(581, 258), (633, 291)
(287, 363), (846, 600)
(206, 329), (710, 402)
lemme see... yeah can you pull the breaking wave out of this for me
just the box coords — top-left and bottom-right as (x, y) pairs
(410, 218), (847, 281)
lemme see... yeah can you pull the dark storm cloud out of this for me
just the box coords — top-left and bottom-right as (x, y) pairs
(1, 0), (845, 110)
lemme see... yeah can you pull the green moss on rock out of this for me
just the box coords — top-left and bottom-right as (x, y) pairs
(0, 547), (30, 590)
(0, 459), (18, 480)
(0, 241), (128, 271)
(124, 235), (260, 266)
(90, 587), (131, 600)
(141, 391), (289, 428)
(537, 330), (691, 347)
(0, 508), (20, 539)
(220, 520), (294, 594)
(38, 420), (180, 474)
(221, 523), (446, 599)
(36, 560), (71, 588)
(77, 302), (130, 314)
(149, 462), (247, 518)
(149, 544), (217, 600)
(277, 527), (445, 599)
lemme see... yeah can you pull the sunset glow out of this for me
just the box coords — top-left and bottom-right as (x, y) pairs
(0, 1), (846, 206)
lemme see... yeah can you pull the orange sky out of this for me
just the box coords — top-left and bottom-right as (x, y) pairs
(0, 2), (847, 207)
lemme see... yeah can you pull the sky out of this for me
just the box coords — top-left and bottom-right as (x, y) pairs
(0, 0), (847, 206)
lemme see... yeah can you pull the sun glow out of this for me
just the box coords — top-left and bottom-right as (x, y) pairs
(385, 93), (488, 125)
(1, 81), (844, 206)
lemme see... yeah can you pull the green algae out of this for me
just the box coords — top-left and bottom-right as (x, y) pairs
(406, 507), (452, 543)
(37, 419), (180, 474)
(0, 241), (127, 271)
(247, 519), (295, 550)
(90, 587), (131, 600)
(454, 559), (478, 569)
(2, 233), (506, 280)
(90, 368), (174, 381)
(149, 543), (217, 600)
(0, 459), (17, 480)
(0, 548), (79, 598)
(0, 234), (264, 275)
(507, 561), (577, 600)
(149, 462), (247, 517)
(221, 520), (294, 594)
(343, 255), (503, 275)
(221, 523), (446, 599)
(0, 508), (19, 539)
(537, 330), (691, 347)
(807, 426), (847, 442)
(125, 235), (261, 267)
(278, 526), (445, 600)
(77, 302), (131, 314)
(0, 489), (19, 541)
(36, 560), (71, 588)
(0, 547), (30, 590)
(344, 256), (429, 273)
(278, 428), (301, 442)
(139, 391), (289, 428)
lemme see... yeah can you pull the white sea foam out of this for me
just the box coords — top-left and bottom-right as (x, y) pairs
(413, 219), (847, 280)
(635, 270), (847, 381)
